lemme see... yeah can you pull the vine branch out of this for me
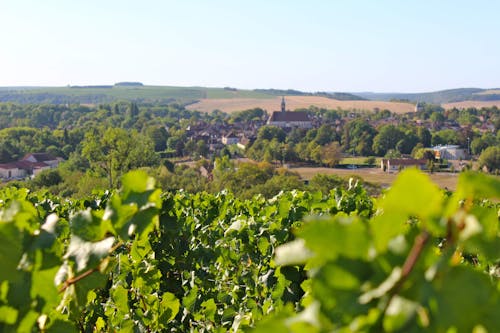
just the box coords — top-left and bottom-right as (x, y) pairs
(384, 230), (430, 311)
(58, 241), (123, 293)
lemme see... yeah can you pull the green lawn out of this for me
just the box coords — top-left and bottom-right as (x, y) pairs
(340, 157), (381, 165)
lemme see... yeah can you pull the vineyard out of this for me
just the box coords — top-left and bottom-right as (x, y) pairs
(0, 169), (499, 332)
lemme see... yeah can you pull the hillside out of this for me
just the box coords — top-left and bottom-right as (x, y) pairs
(1, 84), (499, 112)
(0, 84), (366, 105)
(357, 87), (500, 104)
(0, 85), (273, 105)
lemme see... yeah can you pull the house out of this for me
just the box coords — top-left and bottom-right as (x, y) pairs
(21, 153), (62, 167)
(0, 163), (27, 180)
(221, 132), (239, 145)
(432, 145), (466, 160)
(381, 158), (427, 172)
(0, 153), (63, 181)
(237, 137), (252, 150)
(267, 97), (312, 129)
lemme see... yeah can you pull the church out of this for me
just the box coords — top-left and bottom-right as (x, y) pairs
(266, 97), (312, 129)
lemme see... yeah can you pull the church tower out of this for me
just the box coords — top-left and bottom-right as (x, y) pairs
(281, 96), (286, 113)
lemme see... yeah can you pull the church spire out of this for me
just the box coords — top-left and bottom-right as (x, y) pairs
(281, 96), (286, 113)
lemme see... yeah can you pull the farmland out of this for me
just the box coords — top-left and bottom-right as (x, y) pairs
(442, 100), (500, 109)
(0, 85), (273, 104)
(187, 95), (416, 113)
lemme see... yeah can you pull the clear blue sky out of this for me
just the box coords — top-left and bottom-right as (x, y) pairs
(1, 0), (500, 92)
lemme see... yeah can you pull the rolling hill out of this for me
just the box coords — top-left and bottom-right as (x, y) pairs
(356, 88), (500, 104)
(1, 84), (499, 113)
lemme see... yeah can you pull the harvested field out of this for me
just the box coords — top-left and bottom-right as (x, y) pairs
(187, 96), (416, 114)
(292, 167), (459, 190)
(443, 100), (500, 109)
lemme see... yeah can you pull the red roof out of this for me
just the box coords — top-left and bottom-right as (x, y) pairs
(0, 163), (20, 170)
(383, 158), (427, 166)
(0, 161), (50, 170)
(269, 111), (310, 122)
(21, 153), (57, 162)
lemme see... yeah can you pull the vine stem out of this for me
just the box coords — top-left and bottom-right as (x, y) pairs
(384, 230), (430, 311)
(58, 240), (123, 293)
(59, 267), (99, 293)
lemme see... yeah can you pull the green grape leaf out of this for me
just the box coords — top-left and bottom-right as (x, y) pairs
(0, 221), (23, 281)
(105, 172), (161, 240)
(456, 171), (500, 199)
(72, 270), (108, 310)
(380, 169), (444, 219)
(31, 264), (61, 313)
(201, 298), (217, 321)
(63, 236), (115, 272)
(372, 169), (444, 252)
(160, 292), (180, 322)
(457, 206), (500, 261)
(43, 312), (79, 333)
(0, 199), (40, 281)
(298, 216), (370, 263)
(95, 317), (106, 331)
(430, 266), (500, 332)
(16, 310), (39, 333)
(70, 208), (112, 242)
(182, 286), (199, 312)
(112, 285), (129, 314)
(0, 305), (18, 324)
(121, 171), (159, 205)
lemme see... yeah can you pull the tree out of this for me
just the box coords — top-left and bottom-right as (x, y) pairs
(309, 174), (345, 193)
(372, 125), (405, 156)
(417, 127), (432, 147)
(478, 146), (500, 173)
(396, 131), (419, 154)
(342, 120), (376, 156)
(257, 126), (286, 142)
(82, 127), (158, 187)
(321, 141), (342, 167)
(196, 140), (209, 158)
(32, 169), (62, 187)
(429, 111), (445, 126)
(471, 132), (497, 155)
(315, 124), (337, 145)
(432, 129), (460, 146)
(146, 126), (169, 152)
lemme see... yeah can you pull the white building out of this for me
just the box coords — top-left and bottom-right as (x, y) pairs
(221, 132), (239, 145)
(0, 163), (27, 180)
(432, 145), (467, 160)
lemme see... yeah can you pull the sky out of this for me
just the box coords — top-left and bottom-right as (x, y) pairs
(1, 0), (500, 92)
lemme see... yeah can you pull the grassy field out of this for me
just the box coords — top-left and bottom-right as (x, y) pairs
(340, 157), (381, 165)
(0, 85), (274, 103)
(293, 167), (460, 190)
(442, 100), (500, 109)
(187, 96), (416, 113)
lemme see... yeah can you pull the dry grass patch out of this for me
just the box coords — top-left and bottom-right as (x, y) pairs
(293, 167), (459, 190)
(443, 101), (500, 109)
(187, 96), (415, 114)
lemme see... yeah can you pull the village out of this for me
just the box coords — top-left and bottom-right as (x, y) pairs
(1, 96), (493, 185)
